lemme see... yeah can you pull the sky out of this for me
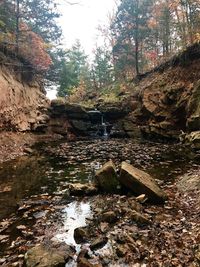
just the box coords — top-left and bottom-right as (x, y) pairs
(59, 0), (117, 54)
(47, 0), (117, 100)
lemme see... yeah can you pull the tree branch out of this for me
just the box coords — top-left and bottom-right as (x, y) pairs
(62, 0), (81, 5)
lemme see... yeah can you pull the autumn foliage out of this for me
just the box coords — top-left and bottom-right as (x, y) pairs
(0, 0), (55, 72)
(19, 23), (52, 71)
(111, 0), (200, 78)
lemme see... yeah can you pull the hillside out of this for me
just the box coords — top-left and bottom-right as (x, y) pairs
(101, 44), (200, 145)
(0, 49), (49, 132)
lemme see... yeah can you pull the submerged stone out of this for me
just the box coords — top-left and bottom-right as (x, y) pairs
(95, 160), (120, 193)
(119, 162), (167, 203)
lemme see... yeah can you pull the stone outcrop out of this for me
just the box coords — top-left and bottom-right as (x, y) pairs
(0, 53), (49, 132)
(95, 160), (120, 193)
(120, 162), (167, 203)
(110, 117), (141, 138)
(48, 99), (89, 137)
(49, 99), (132, 137)
(128, 43), (200, 141)
(96, 101), (131, 120)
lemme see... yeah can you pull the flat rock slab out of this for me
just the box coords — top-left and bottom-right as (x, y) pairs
(95, 160), (120, 193)
(119, 162), (167, 203)
(25, 242), (74, 267)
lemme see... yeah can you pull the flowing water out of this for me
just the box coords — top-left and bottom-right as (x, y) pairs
(0, 138), (199, 262)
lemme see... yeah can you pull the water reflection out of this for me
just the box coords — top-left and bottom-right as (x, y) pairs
(56, 201), (91, 248)
(0, 156), (47, 219)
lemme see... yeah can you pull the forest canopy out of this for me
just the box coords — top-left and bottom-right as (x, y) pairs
(0, 0), (199, 97)
(0, 0), (61, 73)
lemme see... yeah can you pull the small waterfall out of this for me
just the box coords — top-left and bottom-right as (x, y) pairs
(88, 109), (109, 138)
(101, 115), (108, 138)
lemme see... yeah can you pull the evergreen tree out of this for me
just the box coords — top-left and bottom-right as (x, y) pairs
(111, 0), (153, 77)
(57, 40), (89, 97)
(20, 0), (62, 43)
(91, 46), (114, 89)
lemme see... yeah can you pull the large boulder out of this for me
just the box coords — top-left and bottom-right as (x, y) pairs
(95, 161), (120, 193)
(119, 162), (167, 203)
(25, 242), (74, 267)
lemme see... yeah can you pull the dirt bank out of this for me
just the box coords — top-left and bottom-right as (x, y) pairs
(130, 43), (200, 140)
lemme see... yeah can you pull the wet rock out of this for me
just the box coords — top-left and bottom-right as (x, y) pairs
(68, 183), (98, 196)
(95, 160), (120, 193)
(100, 211), (118, 224)
(25, 242), (74, 267)
(90, 236), (108, 251)
(119, 162), (167, 203)
(74, 227), (88, 244)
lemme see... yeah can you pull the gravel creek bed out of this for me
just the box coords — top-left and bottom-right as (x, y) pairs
(0, 138), (199, 267)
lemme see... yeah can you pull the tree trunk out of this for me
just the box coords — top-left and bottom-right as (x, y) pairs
(135, 0), (139, 76)
(16, 0), (20, 54)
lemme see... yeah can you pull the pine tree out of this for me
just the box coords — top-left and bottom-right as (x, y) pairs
(57, 40), (89, 97)
(91, 46), (113, 89)
(111, 0), (153, 77)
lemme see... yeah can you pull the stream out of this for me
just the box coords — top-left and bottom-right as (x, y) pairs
(0, 138), (199, 265)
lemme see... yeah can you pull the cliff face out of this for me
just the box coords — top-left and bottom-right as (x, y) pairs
(0, 54), (49, 131)
(128, 44), (200, 140)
